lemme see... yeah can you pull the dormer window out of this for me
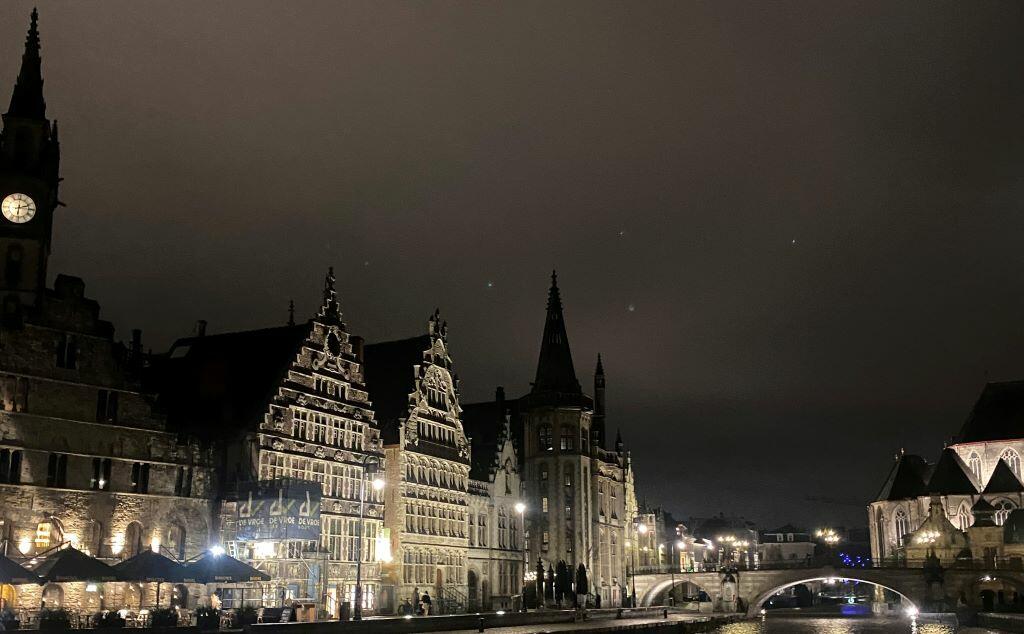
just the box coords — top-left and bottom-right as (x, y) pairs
(1001, 448), (1021, 478)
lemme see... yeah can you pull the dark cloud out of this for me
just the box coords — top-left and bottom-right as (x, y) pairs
(4, 1), (1024, 527)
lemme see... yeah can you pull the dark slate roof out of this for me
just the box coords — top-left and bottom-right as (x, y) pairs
(956, 381), (1024, 443)
(875, 454), (930, 501)
(927, 448), (978, 495)
(154, 324), (308, 438)
(985, 459), (1024, 494)
(527, 272), (589, 408)
(462, 392), (513, 481)
(362, 335), (429, 444)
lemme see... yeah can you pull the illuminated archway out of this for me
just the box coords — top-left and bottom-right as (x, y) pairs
(748, 576), (917, 618)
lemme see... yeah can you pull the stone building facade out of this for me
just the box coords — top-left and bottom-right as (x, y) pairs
(464, 273), (637, 608)
(869, 380), (1024, 567)
(0, 11), (214, 613)
(462, 388), (524, 612)
(364, 312), (472, 614)
(157, 271), (386, 615)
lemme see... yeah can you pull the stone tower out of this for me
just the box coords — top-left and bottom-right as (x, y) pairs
(0, 9), (60, 310)
(522, 271), (595, 576)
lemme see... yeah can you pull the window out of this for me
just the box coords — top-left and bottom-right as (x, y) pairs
(559, 427), (574, 451)
(131, 462), (151, 494)
(1002, 449), (1022, 478)
(894, 509), (910, 546)
(96, 390), (118, 423)
(0, 448), (22, 483)
(581, 427), (588, 451)
(91, 458), (111, 491)
(542, 531), (550, 551)
(478, 515), (487, 547)
(540, 464), (548, 482)
(542, 497), (548, 513)
(46, 453), (67, 488)
(969, 452), (983, 482)
(41, 584), (63, 608)
(2, 375), (29, 413)
(539, 425), (553, 451)
(175, 466), (193, 496)
(956, 502), (972, 531)
(124, 522), (144, 558)
(56, 334), (77, 369)
(564, 470), (574, 488)
(996, 500), (1016, 526)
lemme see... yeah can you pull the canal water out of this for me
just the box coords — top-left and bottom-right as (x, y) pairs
(712, 617), (959, 633)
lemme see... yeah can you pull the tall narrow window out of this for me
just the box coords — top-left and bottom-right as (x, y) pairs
(894, 509), (910, 546)
(0, 449), (21, 484)
(46, 453), (67, 488)
(124, 521), (144, 558)
(559, 427), (574, 451)
(56, 334), (77, 369)
(96, 390), (118, 423)
(1002, 449), (1022, 479)
(91, 458), (111, 491)
(131, 462), (150, 494)
(174, 466), (193, 496)
(969, 452), (983, 483)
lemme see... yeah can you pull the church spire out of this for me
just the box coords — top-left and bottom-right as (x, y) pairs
(531, 270), (581, 395)
(7, 9), (46, 120)
(593, 354), (606, 449)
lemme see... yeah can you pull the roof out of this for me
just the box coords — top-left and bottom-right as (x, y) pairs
(763, 524), (807, 535)
(362, 335), (430, 443)
(528, 272), (587, 408)
(926, 448), (978, 495)
(155, 324), (308, 438)
(985, 459), (1024, 494)
(462, 392), (514, 481)
(956, 381), (1024, 443)
(876, 454), (931, 501)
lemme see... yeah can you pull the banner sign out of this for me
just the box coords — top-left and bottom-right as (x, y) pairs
(236, 478), (321, 541)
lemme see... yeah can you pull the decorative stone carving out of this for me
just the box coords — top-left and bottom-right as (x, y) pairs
(271, 439), (285, 451)
(314, 446), (326, 459)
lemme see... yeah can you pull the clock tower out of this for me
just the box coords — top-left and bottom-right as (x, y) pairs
(0, 9), (60, 309)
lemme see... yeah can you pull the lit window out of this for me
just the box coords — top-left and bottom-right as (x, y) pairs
(539, 425), (553, 451)
(1001, 449), (1022, 478)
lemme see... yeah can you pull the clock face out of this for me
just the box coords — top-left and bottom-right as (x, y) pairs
(1, 193), (36, 224)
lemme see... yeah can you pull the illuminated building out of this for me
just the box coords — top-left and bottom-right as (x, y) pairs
(158, 270), (385, 614)
(0, 10), (213, 612)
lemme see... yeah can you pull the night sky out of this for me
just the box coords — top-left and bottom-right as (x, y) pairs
(4, 2), (1024, 530)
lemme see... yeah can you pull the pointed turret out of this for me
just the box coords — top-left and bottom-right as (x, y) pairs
(318, 267), (342, 323)
(531, 271), (581, 396)
(7, 9), (46, 120)
(615, 428), (623, 453)
(593, 354), (606, 449)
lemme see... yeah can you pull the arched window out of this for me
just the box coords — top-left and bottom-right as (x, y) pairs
(1002, 448), (1022, 478)
(166, 523), (186, 561)
(42, 584), (64, 608)
(969, 452), (983, 482)
(955, 502), (972, 531)
(894, 509), (910, 546)
(538, 425), (552, 451)
(124, 521), (144, 558)
(995, 500), (1016, 526)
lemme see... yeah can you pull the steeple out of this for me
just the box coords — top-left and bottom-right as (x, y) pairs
(531, 270), (581, 396)
(7, 9), (46, 120)
(593, 354), (606, 449)
(615, 428), (623, 453)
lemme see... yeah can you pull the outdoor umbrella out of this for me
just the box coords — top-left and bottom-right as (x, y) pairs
(113, 550), (186, 609)
(182, 552), (270, 584)
(0, 554), (43, 585)
(30, 547), (120, 582)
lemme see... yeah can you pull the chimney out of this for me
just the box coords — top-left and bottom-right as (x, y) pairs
(350, 335), (364, 363)
(194, 320), (207, 337)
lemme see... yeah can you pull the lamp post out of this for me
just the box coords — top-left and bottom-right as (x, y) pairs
(515, 502), (526, 611)
(353, 455), (384, 621)
(624, 539), (635, 607)
(669, 540), (683, 606)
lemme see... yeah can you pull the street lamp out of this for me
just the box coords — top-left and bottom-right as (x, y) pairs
(625, 539), (636, 607)
(353, 452), (384, 621)
(515, 502), (526, 611)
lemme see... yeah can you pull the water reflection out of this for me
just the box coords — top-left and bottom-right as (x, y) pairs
(713, 617), (956, 633)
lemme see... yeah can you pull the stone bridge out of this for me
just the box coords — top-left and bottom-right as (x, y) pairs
(633, 566), (1024, 616)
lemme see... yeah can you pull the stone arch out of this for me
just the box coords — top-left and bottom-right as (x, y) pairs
(960, 572), (1024, 610)
(747, 576), (917, 617)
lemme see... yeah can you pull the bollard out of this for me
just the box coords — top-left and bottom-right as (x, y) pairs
(478, 616), (485, 632)
(616, 608), (623, 619)
(663, 608), (668, 619)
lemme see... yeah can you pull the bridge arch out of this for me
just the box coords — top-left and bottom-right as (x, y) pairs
(747, 575), (917, 618)
(641, 577), (712, 607)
